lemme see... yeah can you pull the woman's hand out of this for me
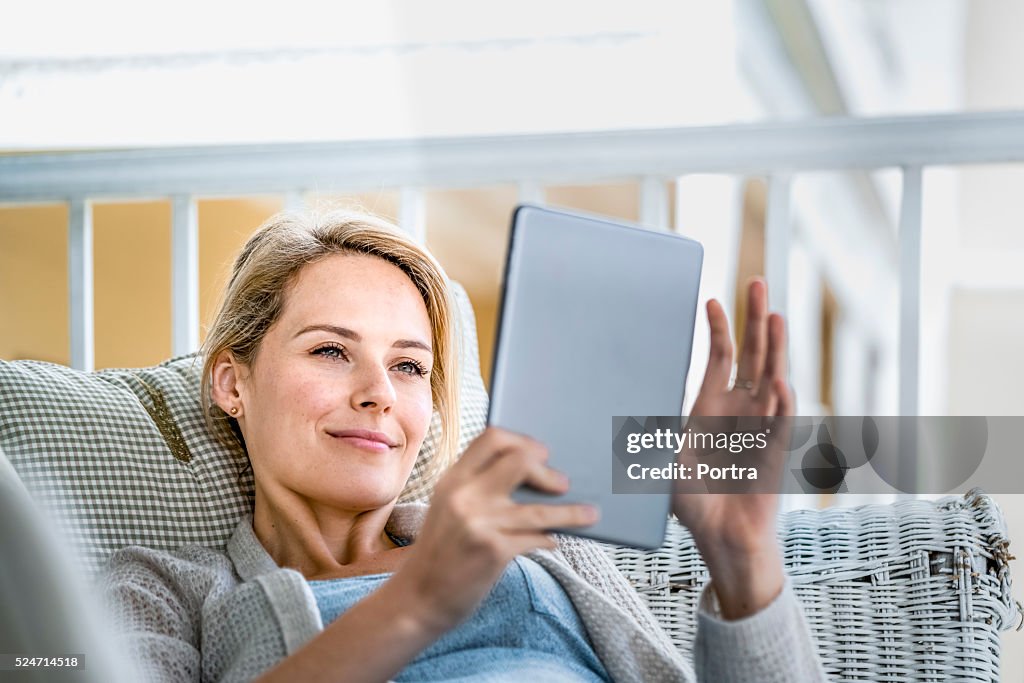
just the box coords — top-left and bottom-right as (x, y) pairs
(259, 431), (593, 683)
(671, 279), (794, 619)
(391, 427), (598, 636)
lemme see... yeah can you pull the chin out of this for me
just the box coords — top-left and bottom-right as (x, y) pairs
(318, 482), (406, 511)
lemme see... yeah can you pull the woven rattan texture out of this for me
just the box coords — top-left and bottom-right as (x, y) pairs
(0, 282), (487, 577)
(607, 489), (1021, 682)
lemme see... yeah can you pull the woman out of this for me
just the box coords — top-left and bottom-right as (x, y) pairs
(103, 209), (826, 682)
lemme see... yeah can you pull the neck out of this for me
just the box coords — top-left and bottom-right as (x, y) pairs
(252, 480), (400, 578)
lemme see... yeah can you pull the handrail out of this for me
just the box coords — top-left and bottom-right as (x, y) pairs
(2, 109), (1023, 425)
(2, 111), (1024, 201)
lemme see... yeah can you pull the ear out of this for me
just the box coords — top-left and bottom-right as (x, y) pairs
(210, 349), (248, 417)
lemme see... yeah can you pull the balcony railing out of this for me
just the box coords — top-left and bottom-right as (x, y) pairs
(3, 110), (1024, 420)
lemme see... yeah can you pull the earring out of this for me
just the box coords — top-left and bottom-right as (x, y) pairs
(230, 407), (239, 416)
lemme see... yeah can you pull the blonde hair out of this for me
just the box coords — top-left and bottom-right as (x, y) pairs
(201, 209), (460, 485)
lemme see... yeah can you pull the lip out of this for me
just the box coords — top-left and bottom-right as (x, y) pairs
(328, 429), (399, 451)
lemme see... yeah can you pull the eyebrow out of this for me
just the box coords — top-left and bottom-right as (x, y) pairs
(295, 324), (432, 354)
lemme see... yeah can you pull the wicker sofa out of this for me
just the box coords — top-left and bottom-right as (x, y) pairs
(1, 282), (1020, 681)
(614, 491), (1019, 681)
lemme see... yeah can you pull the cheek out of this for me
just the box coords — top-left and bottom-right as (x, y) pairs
(399, 385), (435, 444)
(292, 377), (340, 417)
(251, 367), (335, 425)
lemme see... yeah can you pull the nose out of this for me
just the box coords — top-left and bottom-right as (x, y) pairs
(350, 364), (397, 414)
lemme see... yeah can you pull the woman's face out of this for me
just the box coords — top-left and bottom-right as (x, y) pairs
(232, 253), (435, 512)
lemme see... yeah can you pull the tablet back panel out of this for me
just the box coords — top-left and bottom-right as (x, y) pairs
(488, 205), (703, 549)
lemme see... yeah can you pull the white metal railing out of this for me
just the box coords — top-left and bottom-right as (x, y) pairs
(3, 110), (1024, 421)
(171, 195), (199, 356)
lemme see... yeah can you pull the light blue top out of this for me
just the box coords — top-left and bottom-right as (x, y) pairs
(308, 555), (611, 682)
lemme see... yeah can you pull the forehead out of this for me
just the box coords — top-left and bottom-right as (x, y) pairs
(278, 253), (431, 334)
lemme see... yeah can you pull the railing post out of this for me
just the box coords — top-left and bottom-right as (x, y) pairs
(68, 198), (94, 371)
(764, 174), (803, 513)
(675, 174), (743, 413)
(171, 195), (199, 356)
(517, 181), (544, 206)
(897, 166), (923, 498)
(640, 176), (669, 230)
(400, 188), (426, 244)
(899, 166), (922, 418)
(764, 174), (792, 319)
(284, 191), (306, 212)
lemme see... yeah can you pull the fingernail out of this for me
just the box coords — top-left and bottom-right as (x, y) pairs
(584, 505), (601, 523)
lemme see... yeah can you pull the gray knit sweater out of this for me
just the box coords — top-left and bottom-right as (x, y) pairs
(100, 504), (827, 682)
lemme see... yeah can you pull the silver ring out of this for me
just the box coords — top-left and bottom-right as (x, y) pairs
(733, 378), (756, 390)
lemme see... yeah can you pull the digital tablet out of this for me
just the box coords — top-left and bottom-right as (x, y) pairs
(488, 205), (704, 549)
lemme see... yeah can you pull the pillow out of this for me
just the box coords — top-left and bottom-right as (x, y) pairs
(0, 282), (488, 577)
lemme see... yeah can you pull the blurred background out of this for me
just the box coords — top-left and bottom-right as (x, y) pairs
(2, 0), (1023, 673)
(4, 0), (1023, 413)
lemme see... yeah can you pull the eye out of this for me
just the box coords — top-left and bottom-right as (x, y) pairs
(393, 359), (429, 377)
(311, 342), (349, 361)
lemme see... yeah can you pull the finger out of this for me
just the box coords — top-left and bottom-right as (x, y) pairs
(753, 385), (777, 421)
(736, 279), (768, 387)
(502, 503), (600, 532)
(520, 462), (571, 495)
(763, 378), (795, 468)
(477, 444), (558, 494)
(446, 427), (541, 483)
(775, 377), (794, 418)
(757, 313), (788, 397)
(756, 379), (793, 484)
(755, 314), (789, 414)
(700, 299), (734, 391)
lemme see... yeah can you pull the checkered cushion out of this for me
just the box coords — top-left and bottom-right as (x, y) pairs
(0, 282), (488, 577)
